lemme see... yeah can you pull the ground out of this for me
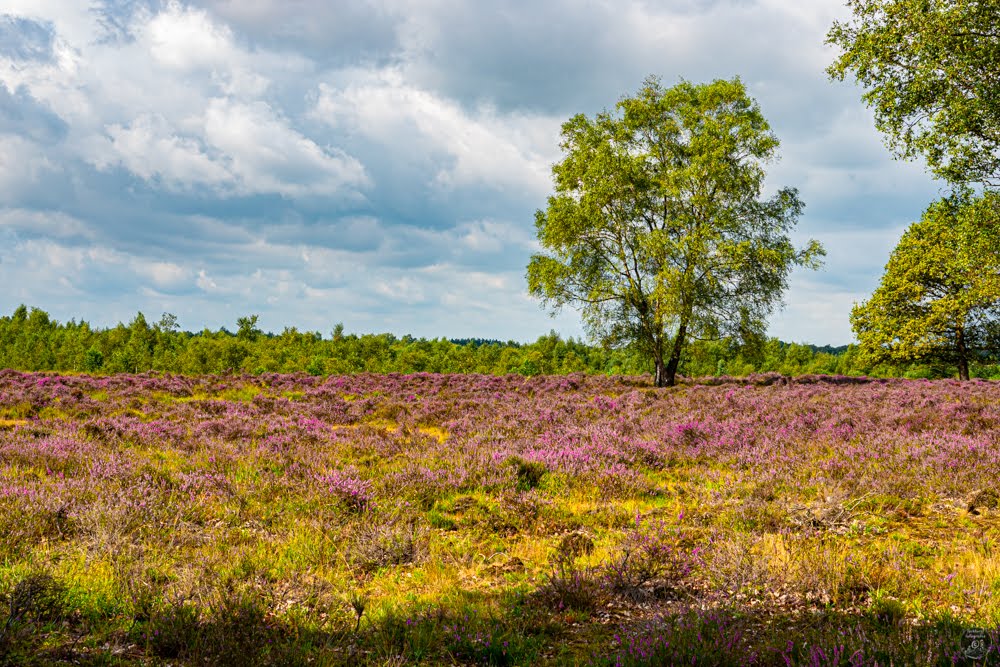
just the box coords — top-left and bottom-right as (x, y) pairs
(0, 370), (998, 665)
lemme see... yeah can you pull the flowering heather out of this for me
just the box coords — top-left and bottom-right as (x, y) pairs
(0, 368), (998, 664)
(317, 468), (374, 512)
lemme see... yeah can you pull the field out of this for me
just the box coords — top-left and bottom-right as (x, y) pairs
(1, 369), (999, 665)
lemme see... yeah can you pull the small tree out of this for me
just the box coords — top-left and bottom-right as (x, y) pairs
(527, 77), (823, 386)
(827, 0), (1000, 185)
(236, 315), (262, 342)
(851, 192), (1000, 380)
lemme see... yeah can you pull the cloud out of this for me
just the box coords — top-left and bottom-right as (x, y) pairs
(0, 135), (59, 198)
(204, 97), (370, 197)
(0, 0), (946, 346)
(89, 100), (370, 198)
(145, 1), (238, 71)
(133, 260), (191, 290)
(0, 15), (56, 63)
(0, 82), (68, 143)
(2, 1), (366, 201)
(97, 113), (230, 189)
(313, 70), (557, 197)
(191, 0), (400, 66)
(0, 208), (93, 241)
(195, 269), (218, 292)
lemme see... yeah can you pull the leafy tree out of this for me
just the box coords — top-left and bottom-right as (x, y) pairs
(527, 77), (824, 386)
(851, 191), (1000, 380)
(157, 313), (179, 333)
(827, 0), (1000, 185)
(83, 347), (104, 372)
(237, 315), (262, 342)
(128, 312), (156, 370)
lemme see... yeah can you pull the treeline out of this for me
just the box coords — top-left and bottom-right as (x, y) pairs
(1, 305), (998, 380)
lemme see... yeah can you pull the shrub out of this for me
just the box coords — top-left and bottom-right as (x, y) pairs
(603, 518), (703, 601)
(537, 552), (605, 613)
(318, 469), (374, 513)
(350, 516), (429, 573)
(0, 573), (68, 658)
(507, 456), (547, 491)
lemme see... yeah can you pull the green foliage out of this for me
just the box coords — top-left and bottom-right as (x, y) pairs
(851, 191), (1000, 380)
(508, 456), (547, 491)
(82, 347), (104, 372)
(527, 76), (823, 386)
(236, 314), (261, 342)
(828, 0), (1000, 185)
(5, 304), (990, 379)
(0, 572), (70, 660)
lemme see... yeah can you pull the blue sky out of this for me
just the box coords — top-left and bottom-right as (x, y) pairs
(0, 0), (943, 345)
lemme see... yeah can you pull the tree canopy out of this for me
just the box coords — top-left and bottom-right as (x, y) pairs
(526, 77), (824, 387)
(827, 0), (1000, 185)
(851, 191), (1000, 380)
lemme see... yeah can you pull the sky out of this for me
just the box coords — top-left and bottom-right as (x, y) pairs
(0, 0), (945, 345)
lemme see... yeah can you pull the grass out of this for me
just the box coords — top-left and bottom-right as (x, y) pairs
(0, 370), (998, 664)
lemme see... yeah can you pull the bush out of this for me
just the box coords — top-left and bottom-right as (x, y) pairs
(0, 573), (68, 659)
(538, 553), (605, 612)
(350, 516), (429, 573)
(507, 456), (547, 491)
(602, 518), (703, 601)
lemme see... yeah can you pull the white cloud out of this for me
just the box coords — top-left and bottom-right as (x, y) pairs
(455, 219), (533, 254)
(2, 2), (363, 201)
(146, 1), (238, 72)
(204, 98), (369, 197)
(0, 208), (92, 239)
(374, 276), (426, 302)
(0, 135), (58, 197)
(88, 100), (370, 198)
(196, 269), (218, 292)
(313, 71), (557, 196)
(134, 261), (191, 290)
(97, 114), (230, 188)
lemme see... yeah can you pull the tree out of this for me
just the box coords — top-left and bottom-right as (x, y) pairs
(526, 77), (824, 386)
(157, 313), (179, 333)
(827, 0), (1000, 185)
(850, 191), (1000, 380)
(120, 312), (155, 373)
(236, 314), (262, 342)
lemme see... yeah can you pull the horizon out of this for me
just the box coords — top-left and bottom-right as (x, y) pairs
(0, 1), (944, 346)
(1, 302), (855, 350)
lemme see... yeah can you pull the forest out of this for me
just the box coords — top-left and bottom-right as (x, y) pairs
(2, 304), (999, 380)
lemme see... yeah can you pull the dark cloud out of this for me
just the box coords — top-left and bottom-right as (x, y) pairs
(190, 0), (400, 67)
(0, 84), (67, 143)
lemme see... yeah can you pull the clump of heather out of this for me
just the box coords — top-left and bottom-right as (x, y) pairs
(603, 515), (704, 601)
(317, 468), (374, 512)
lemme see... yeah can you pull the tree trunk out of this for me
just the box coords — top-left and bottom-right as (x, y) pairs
(957, 327), (970, 381)
(662, 322), (688, 387)
(654, 357), (667, 387)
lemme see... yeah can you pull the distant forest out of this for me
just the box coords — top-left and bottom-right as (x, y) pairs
(1, 305), (997, 380)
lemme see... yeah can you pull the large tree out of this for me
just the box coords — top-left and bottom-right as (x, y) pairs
(827, 0), (1000, 185)
(526, 77), (824, 387)
(851, 191), (1000, 380)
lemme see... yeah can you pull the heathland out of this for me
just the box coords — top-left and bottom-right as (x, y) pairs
(1, 370), (998, 665)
